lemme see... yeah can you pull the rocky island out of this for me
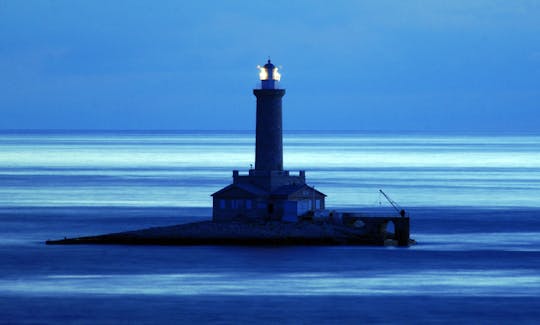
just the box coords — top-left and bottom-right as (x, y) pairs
(46, 214), (413, 246)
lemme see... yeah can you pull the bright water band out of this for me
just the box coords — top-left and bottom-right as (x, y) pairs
(0, 131), (539, 208)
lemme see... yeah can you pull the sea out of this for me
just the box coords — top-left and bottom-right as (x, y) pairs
(1, 130), (539, 324)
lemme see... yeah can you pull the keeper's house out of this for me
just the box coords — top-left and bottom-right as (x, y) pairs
(212, 170), (326, 222)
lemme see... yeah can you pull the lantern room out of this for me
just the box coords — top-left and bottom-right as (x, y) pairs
(257, 59), (281, 89)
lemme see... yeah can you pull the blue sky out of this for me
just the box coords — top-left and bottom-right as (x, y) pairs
(1, 1), (539, 131)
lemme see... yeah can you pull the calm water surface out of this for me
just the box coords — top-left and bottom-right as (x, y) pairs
(1, 131), (539, 324)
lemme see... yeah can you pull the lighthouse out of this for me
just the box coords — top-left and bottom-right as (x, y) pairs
(212, 59), (326, 222)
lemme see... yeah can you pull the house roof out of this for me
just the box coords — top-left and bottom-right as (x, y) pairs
(211, 182), (268, 197)
(271, 184), (327, 198)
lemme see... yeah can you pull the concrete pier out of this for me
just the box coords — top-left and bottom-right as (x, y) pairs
(341, 214), (411, 246)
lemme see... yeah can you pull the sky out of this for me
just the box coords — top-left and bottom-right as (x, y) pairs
(0, 0), (539, 132)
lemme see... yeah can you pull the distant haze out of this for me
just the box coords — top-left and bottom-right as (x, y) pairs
(1, 1), (539, 132)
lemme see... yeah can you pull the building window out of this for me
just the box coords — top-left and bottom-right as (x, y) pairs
(257, 202), (266, 209)
(315, 199), (321, 209)
(231, 200), (243, 209)
(219, 199), (226, 209)
(246, 200), (252, 209)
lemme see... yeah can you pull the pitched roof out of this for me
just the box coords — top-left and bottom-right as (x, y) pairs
(211, 182), (268, 197)
(271, 184), (327, 198)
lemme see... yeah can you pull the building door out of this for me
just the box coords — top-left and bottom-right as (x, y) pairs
(268, 203), (274, 215)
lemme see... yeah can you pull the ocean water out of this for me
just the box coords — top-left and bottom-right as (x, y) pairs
(1, 131), (539, 324)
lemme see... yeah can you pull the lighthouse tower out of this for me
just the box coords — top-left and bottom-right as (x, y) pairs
(254, 60), (285, 172)
(212, 59), (326, 222)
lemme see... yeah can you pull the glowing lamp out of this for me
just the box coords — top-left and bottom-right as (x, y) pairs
(257, 59), (281, 89)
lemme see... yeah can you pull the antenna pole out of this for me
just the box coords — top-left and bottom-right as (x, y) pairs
(379, 189), (407, 217)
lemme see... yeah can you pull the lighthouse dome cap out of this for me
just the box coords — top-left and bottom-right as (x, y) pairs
(264, 59), (275, 70)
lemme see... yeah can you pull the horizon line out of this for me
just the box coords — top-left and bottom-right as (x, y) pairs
(0, 128), (539, 135)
